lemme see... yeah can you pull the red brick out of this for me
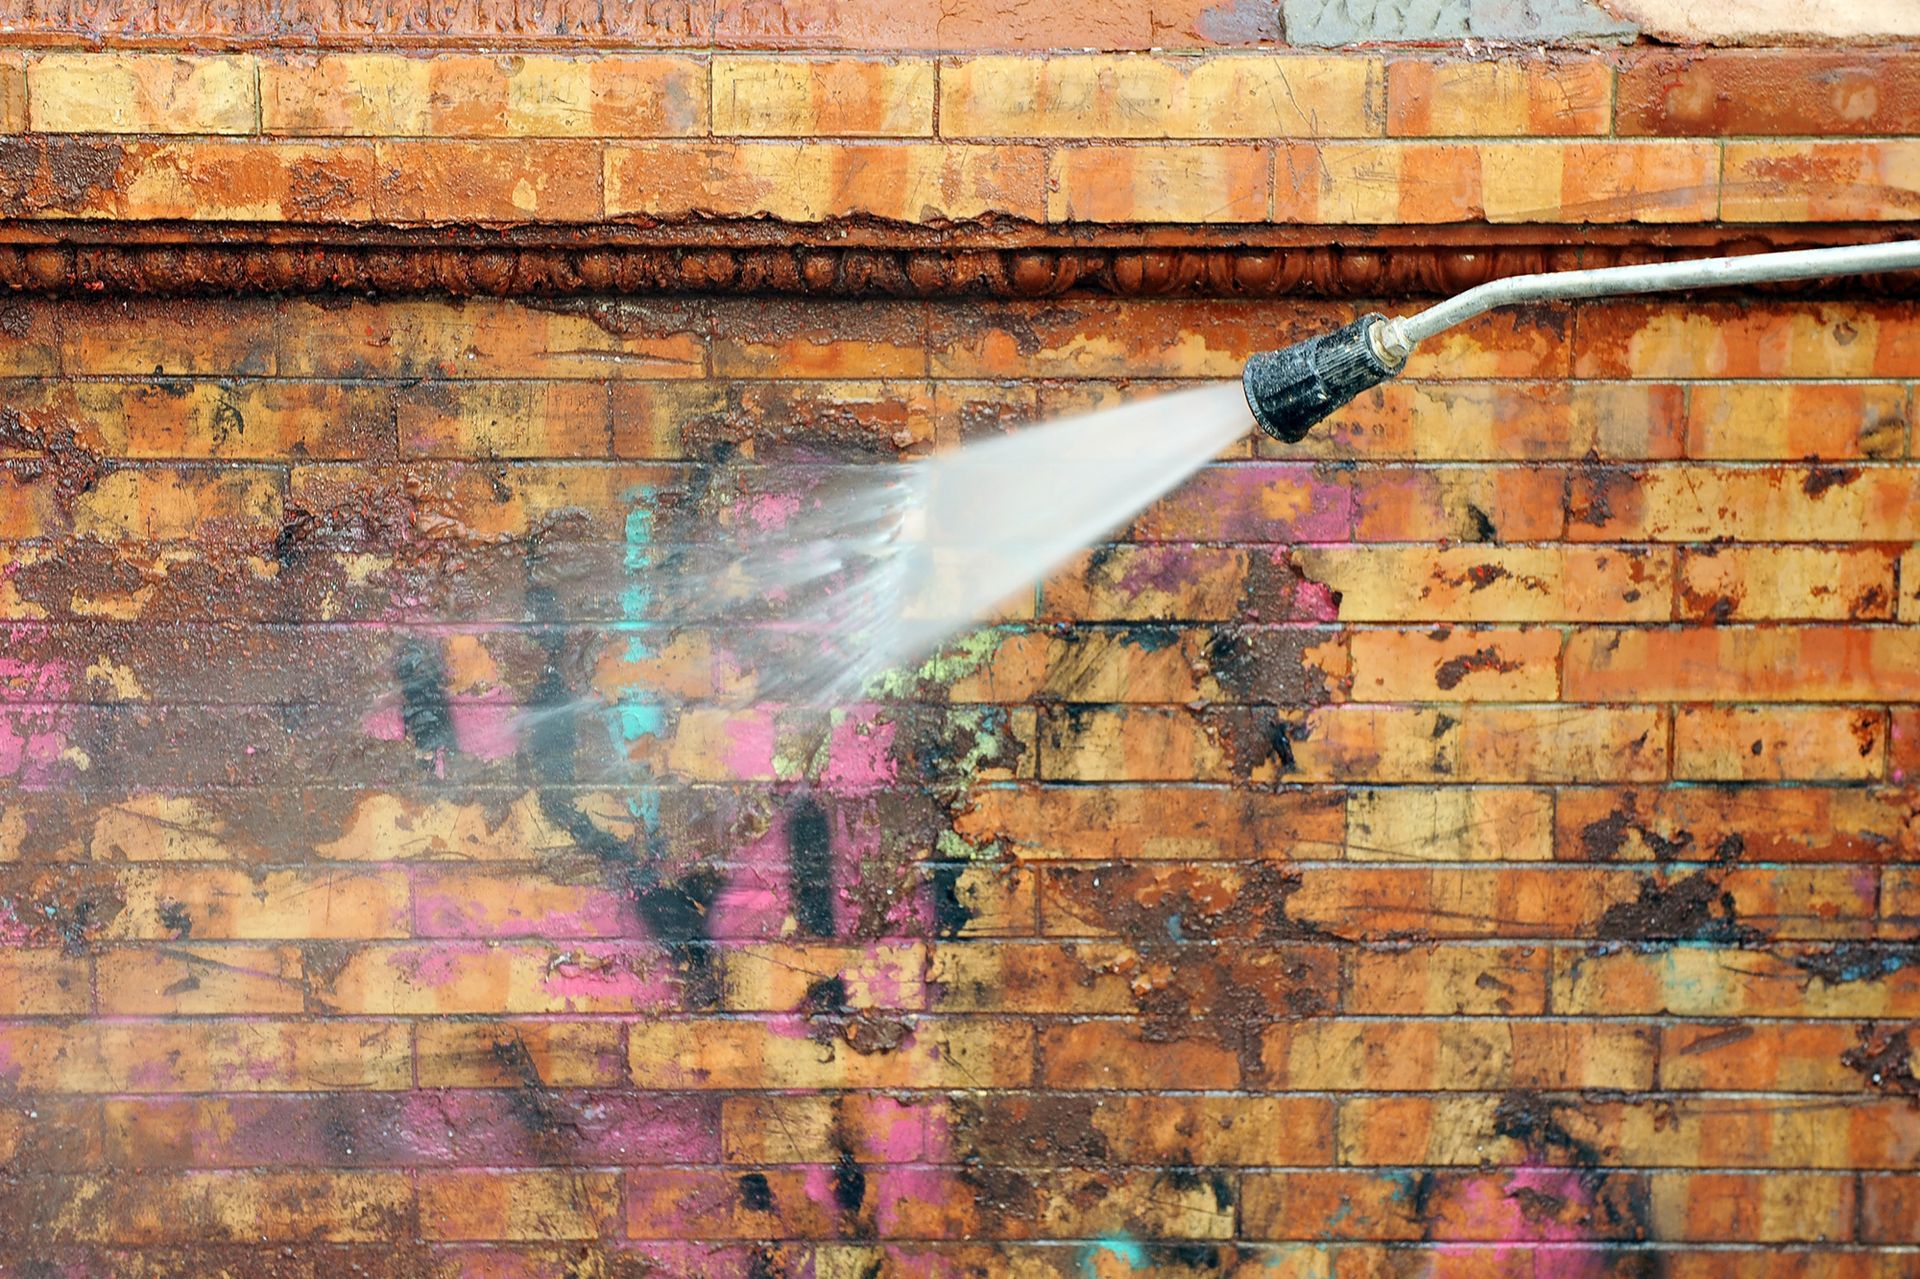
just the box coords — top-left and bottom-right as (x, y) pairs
(1387, 56), (1611, 137)
(1049, 145), (1269, 223)
(1618, 50), (1920, 137)
(1724, 141), (1920, 221)
(374, 140), (603, 222)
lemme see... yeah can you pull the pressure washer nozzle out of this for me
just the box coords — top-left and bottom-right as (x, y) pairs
(1243, 313), (1408, 443)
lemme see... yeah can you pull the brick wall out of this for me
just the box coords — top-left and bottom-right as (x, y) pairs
(1, 25), (1919, 1279)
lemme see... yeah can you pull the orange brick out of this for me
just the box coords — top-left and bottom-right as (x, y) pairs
(1346, 787), (1555, 860)
(0, 949), (90, 1015)
(1264, 1019), (1653, 1090)
(107, 141), (376, 221)
(0, 1021), (412, 1092)
(1048, 144), (1268, 223)
(1678, 546), (1898, 621)
(1569, 626), (1920, 702)
(0, 54), (26, 132)
(29, 54), (257, 134)
(1300, 382), (1686, 463)
(629, 1018), (1031, 1089)
(1574, 301), (1917, 380)
(317, 943), (676, 1016)
(1674, 706), (1885, 782)
(398, 382), (610, 458)
(1556, 785), (1916, 865)
(1295, 546), (1670, 624)
(714, 57), (932, 136)
(264, 54), (705, 137)
(941, 54), (1381, 138)
(1569, 465), (1920, 542)
(1649, 1173), (1855, 1243)
(1660, 1023), (1874, 1092)
(108, 867), (409, 940)
(606, 141), (1045, 222)
(1040, 1021), (1240, 1090)
(955, 785), (1342, 861)
(374, 140), (603, 222)
(96, 945), (303, 1015)
(1618, 49), (1920, 137)
(1685, 382), (1909, 459)
(415, 1020), (626, 1088)
(9, 1170), (413, 1243)
(710, 300), (925, 378)
(1351, 465), (1566, 542)
(420, 1169), (620, 1241)
(1725, 141), (1920, 221)
(1387, 56), (1611, 137)
(1553, 946), (1920, 1018)
(1347, 627), (1560, 702)
(1345, 944), (1549, 1014)
(1240, 1172), (1422, 1241)
(1863, 1173), (1920, 1243)
(1283, 705), (1667, 783)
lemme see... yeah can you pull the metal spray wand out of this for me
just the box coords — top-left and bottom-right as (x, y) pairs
(1243, 239), (1920, 443)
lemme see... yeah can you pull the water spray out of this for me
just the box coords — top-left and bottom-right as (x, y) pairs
(1244, 239), (1920, 443)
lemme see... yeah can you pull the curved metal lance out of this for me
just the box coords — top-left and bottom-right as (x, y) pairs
(1244, 239), (1920, 443)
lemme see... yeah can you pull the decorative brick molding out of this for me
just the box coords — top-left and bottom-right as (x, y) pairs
(4, 225), (1920, 298)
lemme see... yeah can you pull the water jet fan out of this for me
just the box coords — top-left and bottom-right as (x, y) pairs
(1244, 239), (1920, 443)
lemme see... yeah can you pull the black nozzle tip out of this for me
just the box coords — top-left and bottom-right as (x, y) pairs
(1244, 313), (1404, 443)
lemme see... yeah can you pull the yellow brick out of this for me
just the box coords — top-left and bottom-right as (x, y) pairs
(97, 944), (304, 1015)
(420, 1170), (620, 1241)
(39, 1171), (412, 1243)
(1346, 787), (1554, 861)
(507, 55), (706, 137)
(721, 943), (926, 1011)
(1048, 145), (1269, 223)
(111, 867), (409, 941)
(29, 54), (258, 134)
(416, 1020), (627, 1088)
(0, 949), (91, 1015)
(1387, 57), (1612, 136)
(3, 1021), (411, 1092)
(629, 1018), (1032, 1089)
(714, 57), (933, 137)
(1280, 141), (1403, 222)
(940, 54), (1382, 138)
(0, 54), (25, 132)
(398, 382), (608, 458)
(261, 54), (432, 134)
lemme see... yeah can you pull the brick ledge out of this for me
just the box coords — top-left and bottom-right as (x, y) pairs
(3, 223), (1917, 298)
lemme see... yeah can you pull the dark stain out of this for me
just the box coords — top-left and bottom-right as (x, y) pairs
(788, 795), (836, 938)
(156, 900), (193, 940)
(0, 137), (126, 214)
(394, 638), (457, 756)
(1465, 503), (1498, 542)
(1840, 1024), (1920, 1102)
(1579, 797), (1695, 863)
(1791, 943), (1919, 986)
(737, 1171), (775, 1212)
(1803, 465), (1860, 497)
(1466, 563), (1510, 590)
(1433, 646), (1521, 691)
(488, 1035), (581, 1147)
(745, 1247), (788, 1279)
(1593, 835), (1758, 946)
(0, 404), (112, 513)
(208, 392), (246, 449)
(928, 862), (976, 939)
(1493, 1091), (1605, 1169)
(952, 1094), (1112, 1166)
(831, 1146), (868, 1216)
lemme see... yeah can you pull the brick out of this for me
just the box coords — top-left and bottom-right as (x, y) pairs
(1348, 625), (1561, 701)
(710, 299), (924, 379)
(1350, 464), (1566, 542)
(1283, 705), (1668, 784)
(1725, 141), (1920, 221)
(1346, 787), (1554, 861)
(0, 1021), (412, 1092)
(1266, 1019), (1653, 1090)
(29, 54), (257, 134)
(1685, 383), (1909, 460)
(954, 785), (1344, 860)
(0, 948), (91, 1014)
(0, 1100), (99, 1173)
(1660, 1023), (1876, 1092)
(0, 1170), (413, 1243)
(1618, 50), (1920, 137)
(414, 1020), (627, 1088)
(96, 944), (303, 1015)
(1240, 1172), (1422, 1241)
(723, 1094), (945, 1165)
(1556, 785), (1918, 864)
(374, 140), (603, 222)
(105, 866), (409, 940)
(1127, 464), (1350, 542)
(1387, 56), (1611, 137)
(1275, 141), (1717, 223)
(399, 382), (609, 458)
(1674, 706), (1885, 782)
(629, 1018), (1031, 1088)
(115, 142), (376, 221)
(264, 54), (705, 137)
(10, 380), (390, 461)
(1568, 465), (1920, 542)
(714, 57), (931, 136)
(1552, 945), (1920, 1018)
(1344, 943), (1549, 1014)
(1298, 382), (1687, 463)
(0, 54), (24, 133)
(605, 142), (1045, 222)
(277, 298), (706, 381)
(1863, 1173), (1920, 1243)
(1678, 546), (1898, 621)
(317, 943), (679, 1015)
(1048, 144), (1268, 223)
(941, 54), (1381, 138)
(421, 1170), (620, 1241)
(1568, 627), (1920, 702)
(933, 940), (1334, 1016)
(1039, 1021), (1241, 1089)
(1292, 546), (1671, 623)
(613, 380), (933, 459)
(1649, 1173), (1855, 1243)
(1040, 545), (1255, 622)
(1573, 301), (1920, 380)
